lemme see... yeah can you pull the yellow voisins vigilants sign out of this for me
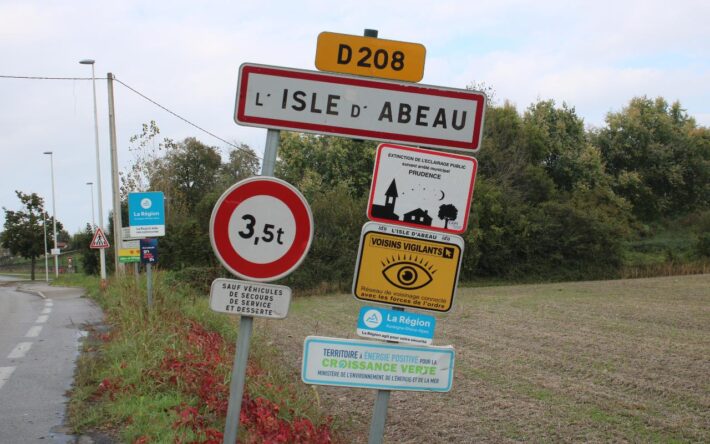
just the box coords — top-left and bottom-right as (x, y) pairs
(315, 32), (426, 82)
(353, 223), (464, 312)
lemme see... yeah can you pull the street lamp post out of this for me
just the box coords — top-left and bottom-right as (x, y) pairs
(43, 151), (59, 277)
(80, 58), (107, 285)
(42, 209), (48, 282)
(86, 181), (96, 228)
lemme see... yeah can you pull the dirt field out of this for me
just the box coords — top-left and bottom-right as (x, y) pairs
(253, 274), (710, 443)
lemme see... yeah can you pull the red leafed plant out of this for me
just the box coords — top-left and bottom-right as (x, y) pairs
(156, 317), (333, 443)
(92, 376), (134, 401)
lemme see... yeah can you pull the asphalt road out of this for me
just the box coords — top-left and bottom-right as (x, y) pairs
(0, 282), (102, 443)
(0, 274), (28, 281)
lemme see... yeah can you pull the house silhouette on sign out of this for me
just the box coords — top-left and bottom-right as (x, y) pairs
(371, 179), (399, 221)
(403, 208), (433, 227)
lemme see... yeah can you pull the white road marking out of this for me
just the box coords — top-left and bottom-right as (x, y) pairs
(41, 307), (52, 314)
(36, 315), (49, 323)
(46, 301), (54, 307)
(7, 342), (32, 359)
(25, 325), (43, 338)
(0, 366), (15, 390)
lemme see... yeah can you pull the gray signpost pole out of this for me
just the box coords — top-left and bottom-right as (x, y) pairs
(222, 128), (280, 444)
(368, 304), (403, 444)
(355, 27), (395, 444)
(146, 262), (153, 308)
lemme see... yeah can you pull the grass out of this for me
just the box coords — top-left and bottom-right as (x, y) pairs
(56, 272), (336, 443)
(257, 274), (710, 443)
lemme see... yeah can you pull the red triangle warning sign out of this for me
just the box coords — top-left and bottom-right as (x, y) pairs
(90, 227), (111, 249)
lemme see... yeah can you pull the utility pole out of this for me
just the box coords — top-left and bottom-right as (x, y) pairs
(107, 73), (124, 273)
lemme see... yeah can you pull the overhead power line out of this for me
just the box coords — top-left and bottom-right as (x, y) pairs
(0, 74), (254, 156)
(0, 75), (104, 80)
(112, 77), (244, 152)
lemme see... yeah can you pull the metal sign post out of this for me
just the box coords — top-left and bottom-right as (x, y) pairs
(222, 129), (280, 444)
(140, 238), (158, 308)
(369, 303), (402, 444)
(146, 263), (153, 307)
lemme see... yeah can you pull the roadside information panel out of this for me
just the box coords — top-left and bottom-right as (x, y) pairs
(140, 238), (158, 264)
(315, 31), (426, 82)
(210, 278), (291, 319)
(128, 192), (165, 238)
(357, 306), (436, 345)
(302, 336), (454, 392)
(119, 240), (140, 263)
(367, 143), (477, 234)
(235, 63), (486, 152)
(353, 222), (464, 312)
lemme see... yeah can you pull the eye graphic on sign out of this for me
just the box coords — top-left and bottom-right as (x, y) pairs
(382, 259), (434, 290)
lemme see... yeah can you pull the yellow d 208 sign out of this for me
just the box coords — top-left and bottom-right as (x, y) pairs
(315, 32), (426, 82)
(352, 222), (464, 312)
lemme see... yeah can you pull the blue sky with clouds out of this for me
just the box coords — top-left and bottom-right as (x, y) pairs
(1, 0), (708, 234)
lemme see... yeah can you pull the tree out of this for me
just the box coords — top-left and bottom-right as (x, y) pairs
(438, 204), (458, 229)
(522, 99), (594, 192)
(120, 120), (177, 198)
(152, 137), (222, 215)
(219, 144), (260, 188)
(275, 132), (377, 198)
(594, 97), (710, 219)
(72, 224), (99, 275)
(1, 191), (61, 280)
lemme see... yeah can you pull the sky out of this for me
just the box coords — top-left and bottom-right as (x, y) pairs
(1, 0), (708, 235)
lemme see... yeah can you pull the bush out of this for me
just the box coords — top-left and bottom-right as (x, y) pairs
(281, 182), (367, 292)
(167, 266), (224, 294)
(464, 178), (628, 281)
(695, 233), (710, 258)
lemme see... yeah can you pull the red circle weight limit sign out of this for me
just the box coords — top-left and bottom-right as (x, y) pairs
(210, 177), (314, 282)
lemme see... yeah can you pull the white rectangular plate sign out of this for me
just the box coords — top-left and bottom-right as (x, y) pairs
(235, 63), (486, 152)
(209, 278), (291, 319)
(368, 143), (477, 234)
(302, 336), (454, 392)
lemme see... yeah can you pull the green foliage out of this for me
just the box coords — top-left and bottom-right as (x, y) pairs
(595, 97), (710, 220)
(152, 137), (222, 214)
(72, 224), (100, 275)
(116, 93), (709, 291)
(62, 273), (334, 443)
(275, 132), (377, 198)
(219, 144), (260, 188)
(281, 181), (368, 292)
(695, 233), (710, 258)
(1, 191), (62, 280)
(166, 266), (223, 294)
(121, 123), (260, 274)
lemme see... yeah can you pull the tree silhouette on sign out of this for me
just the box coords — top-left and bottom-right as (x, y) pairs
(438, 204), (458, 229)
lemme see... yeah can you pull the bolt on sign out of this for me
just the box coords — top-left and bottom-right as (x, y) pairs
(367, 143), (477, 234)
(210, 278), (291, 319)
(315, 31), (426, 82)
(118, 239), (140, 263)
(234, 63), (487, 152)
(353, 222), (464, 313)
(302, 336), (455, 392)
(210, 176), (314, 282)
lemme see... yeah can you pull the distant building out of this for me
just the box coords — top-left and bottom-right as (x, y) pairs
(371, 179), (399, 221)
(403, 208), (432, 226)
